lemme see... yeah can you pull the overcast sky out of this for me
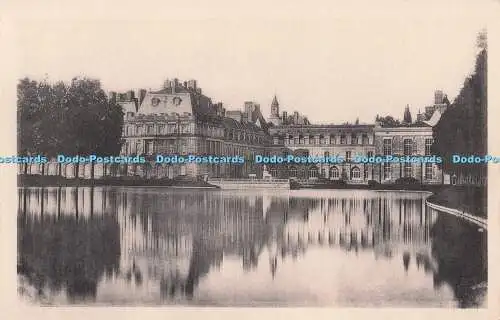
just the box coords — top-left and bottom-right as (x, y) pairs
(5, 0), (497, 124)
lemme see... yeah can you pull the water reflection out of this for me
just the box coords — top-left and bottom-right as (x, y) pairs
(17, 187), (487, 307)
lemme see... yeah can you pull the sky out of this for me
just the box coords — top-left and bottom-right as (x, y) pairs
(4, 0), (498, 124)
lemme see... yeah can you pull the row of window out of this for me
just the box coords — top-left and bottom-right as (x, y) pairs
(125, 123), (266, 145)
(383, 138), (433, 156)
(270, 163), (434, 180)
(125, 123), (193, 136)
(123, 139), (262, 156)
(382, 162), (433, 180)
(274, 134), (371, 145)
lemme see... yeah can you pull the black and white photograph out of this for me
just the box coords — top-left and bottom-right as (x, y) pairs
(1, 0), (498, 314)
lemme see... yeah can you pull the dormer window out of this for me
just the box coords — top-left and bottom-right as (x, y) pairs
(151, 97), (161, 107)
(173, 97), (182, 106)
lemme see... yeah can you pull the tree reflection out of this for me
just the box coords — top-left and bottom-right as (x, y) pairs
(17, 188), (121, 303)
(430, 212), (487, 308)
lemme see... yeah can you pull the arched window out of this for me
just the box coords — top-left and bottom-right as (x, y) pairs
(330, 166), (340, 179)
(351, 166), (361, 179)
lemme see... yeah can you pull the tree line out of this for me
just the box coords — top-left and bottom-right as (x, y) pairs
(17, 77), (124, 175)
(432, 31), (487, 179)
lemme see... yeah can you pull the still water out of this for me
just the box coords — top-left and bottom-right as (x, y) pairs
(17, 187), (487, 307)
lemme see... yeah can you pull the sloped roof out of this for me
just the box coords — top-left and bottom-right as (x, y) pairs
(423, 109), (443, 127)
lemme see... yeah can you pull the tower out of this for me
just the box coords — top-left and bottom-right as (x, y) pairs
(268, 95), (282, 126)
(271, 95), (280, 117)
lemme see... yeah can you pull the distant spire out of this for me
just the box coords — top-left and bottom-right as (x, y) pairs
(271, 94), (279, 107)
(270, 94), (280, 117)
(403, 104), (412, 124)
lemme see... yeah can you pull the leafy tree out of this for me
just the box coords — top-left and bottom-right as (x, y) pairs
(375, 115), (401, 127)
(17, 76), (124, 179)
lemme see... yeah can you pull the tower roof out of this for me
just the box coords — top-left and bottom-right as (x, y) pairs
(271, 95), (279, 107)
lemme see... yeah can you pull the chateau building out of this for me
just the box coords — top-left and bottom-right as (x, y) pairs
(267, 97), (444, 184)
(19, 79), (445, 185)
(116, 79), (271, 179)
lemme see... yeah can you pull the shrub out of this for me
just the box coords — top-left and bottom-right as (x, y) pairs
(368, 180), (379, 187)
(394, 177), (420, 185)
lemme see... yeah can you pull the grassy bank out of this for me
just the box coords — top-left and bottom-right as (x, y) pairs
(18, 174), (219, 188)
(426, 185), (487, 219)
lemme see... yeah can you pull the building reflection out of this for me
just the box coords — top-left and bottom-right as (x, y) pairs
(17, 188), (486, 306)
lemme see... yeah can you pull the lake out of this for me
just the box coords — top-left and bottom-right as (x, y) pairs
(17, 187), (487, 307)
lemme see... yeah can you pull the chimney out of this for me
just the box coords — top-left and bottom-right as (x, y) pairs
(187, 79), (197, 91)
(125, 90), (134, 101)
(171, 78), (179, 93)
(434, 90), (444, 104)
(163, 79), (171, 89)
(138, 89), (147, 104)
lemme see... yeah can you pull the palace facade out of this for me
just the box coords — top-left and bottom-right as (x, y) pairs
(112, 80), (445, 183)
(116, 79), (272, 179)
(266, 93), (445, 184)
(19, 79), (445, 184)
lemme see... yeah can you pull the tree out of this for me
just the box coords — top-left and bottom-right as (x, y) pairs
(432, 32), (487, 179)
(17, 76), (124, 178)
(376, 115), (401, 127)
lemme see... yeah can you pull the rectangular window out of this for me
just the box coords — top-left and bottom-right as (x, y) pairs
(362, 134), (369, 145)
(404, 163), (412, 177)
(351, 134), (357, 145)
(145, 141), (154, 155)
(383, 163), (391, 180)
(330, 136), (335, 144)
(367, 151), (374, 158)
(158, 125), (165, 134)
(383, 138), (392, 155)
(340, 135), (346, 145)
(425, 163), (433, 179)
(403, 139), (412, 156)
(346, 151), (351, 162)
(425, 138), (433, 156)
(147, 125), (154, 134)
